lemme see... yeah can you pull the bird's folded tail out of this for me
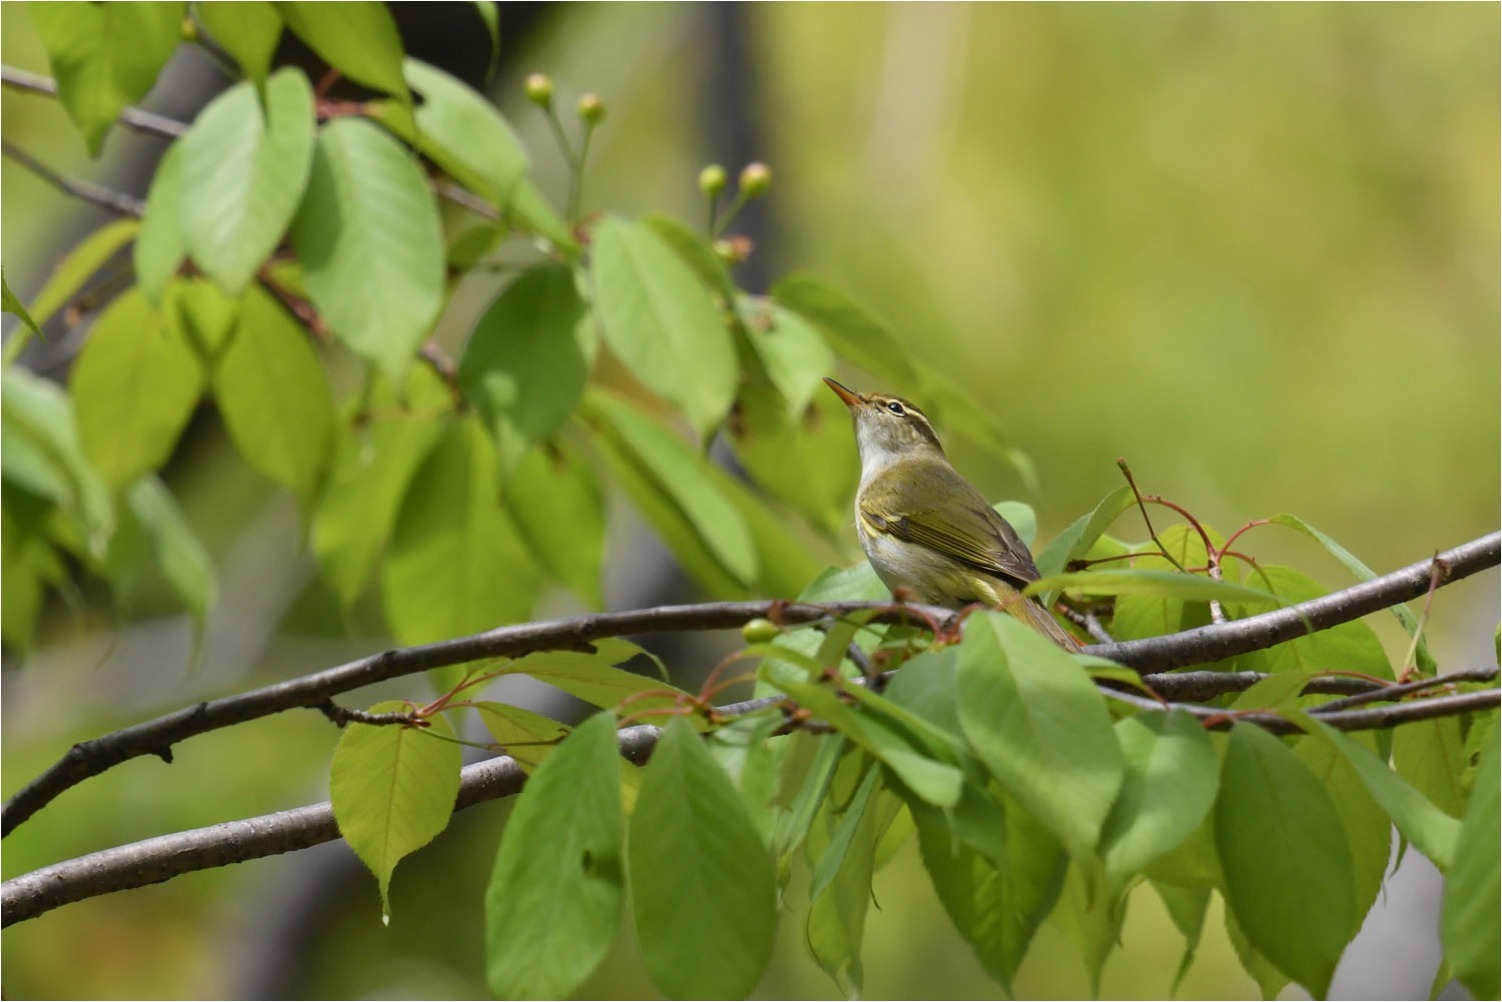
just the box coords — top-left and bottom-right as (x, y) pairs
(1006, 594), (1084, 652)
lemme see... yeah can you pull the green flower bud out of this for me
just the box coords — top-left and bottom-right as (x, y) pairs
(577, 93), (606, 125)
(741, 617), (780, 644)
(699, 164), (728, 199)
(524, 73), (554, 109)
(738, 162), (771, 199)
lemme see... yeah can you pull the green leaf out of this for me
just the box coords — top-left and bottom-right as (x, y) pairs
(629, 717), (776, 999)
(367, 59), (529, 208)
(29, 218), (141, 328)
(503, 444), (605, 609)
(1153, 881), (1211, 994)
(506, 178), (576, 253)
(70, 288), (202, 492)
(1, 494), (59, 653)
(195, 1), (281, 80)
(485, 712), (624, 1000)
(1393, 714), (1468, 819)
(179, 70), (315, 296)
(1099, 710), (1220, 893)
(498, 638), (687, 717)
(381, 416), (542, 645)
(771, 273), (919, 386)
(458, 263), (593, 473)
(1293, 728), (1390, 933)
(745, 304), (835, 416)
(134, 141), (186, 305)
(641, 214), (738, 303)
(0, 369), (113, 552)
(31, 2), (184, 155)
(1216, 722), (1356, 997)
(472, 701), (569, 771)
(912, 788), (1066, 995)
(212, 287), (335, 501)
(956, 612), (1124, 858)
(2, 269), (41, 338)
(726, 376), (858, 536)
(474, 2), (499, 82)
(1296, 715), (1460, 871)
(582, 390), (757, 586)
(291, 117), (445, 384)
(1029, 567), (1286, 605)
(124, 474), (216, 632)
(1225, 565), (1392, 680)
(312, 366), (450, 609)
(590, 216), (737, 438)
(1052, 861), (1129, 996)
(807, 764), (903, 995)
(166, 277), (240, 364)
(1268, 513), (1436, 673)
(1442, 731), (1499, 1000)
(1035, 485), (1137, 579)
(329, 701), (461, 917)
(274, 1), (407, 98)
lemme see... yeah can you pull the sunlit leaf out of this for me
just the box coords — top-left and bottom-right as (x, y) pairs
(28, 218), (141, 328)
(485, 712), (624, 999)
(275, 1), (407, 98)
(1442, 732), (1499, 1000)
(330, 701), (461, 917)
(134, 142), (186, 305)
(629, 717), (776, 999)
(292, 118), (445, 384)
(503, 444), (606, 609)
(179, 70), (314, 296)
(195, 1), (281, 81)
(31, 2), (183, 154)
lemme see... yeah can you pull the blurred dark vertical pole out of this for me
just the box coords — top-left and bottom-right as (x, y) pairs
(700, 2), (776, 294)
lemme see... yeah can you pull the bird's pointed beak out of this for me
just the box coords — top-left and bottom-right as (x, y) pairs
(823, 377), (861, 409)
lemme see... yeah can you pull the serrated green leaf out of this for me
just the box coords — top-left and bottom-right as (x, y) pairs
(485, 712), (624, 999)
(1036, 484), (1137, 579)
(2, 270), (41, 339)
(629, 717), (776, 999)
(135, 142), (187, 305)
(1393, 715), (1468, 819)
(1293, 729), (1390, 934)
(31, 2), (183, 155)
(1100, 710), (1220, 893)
(330, 700), (461, 916)
(582, 390), (757, 585)
(212, 287), (334, 501)
(1295, 714), (1461, 870)
(1216, 723), (1356, 998)
(956, 612), (1124, 858)
(1442, 730), (1499, 1000)
(179, 70), (314, 296)
(311, 366), (451, 610)
(499, 638), (687, 717)
(367, 59), (529, 209)
(1269, 513), (1436, 674)
(382, 416), (542, 645)
(195, 1), (281, 80)
(590, 216), (737, 438)
(473, 701), (568, 771)
(1153, 881), (1211, 994)
(459, 263), (592, 473)
(771, 273), (919, 387)
(1225, 906), (1292, 1000)
(29, 218), (141, 329)
(275, 1), (407, 98)
(912, 787), (1066, 995)
(503, 444), (605, 609)
(70, 288), (202, 492)
(292, 117), (445, 384)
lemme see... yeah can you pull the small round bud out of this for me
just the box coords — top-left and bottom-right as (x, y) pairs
(524, 73), (554, 108)
(714, 236), (752, 265)
(181, 16), (199, 41)
(577, 93), (606, 125)
(698, 164), (728, 199)
(741, 618), (780, 644)
(738, 162), (771, 199)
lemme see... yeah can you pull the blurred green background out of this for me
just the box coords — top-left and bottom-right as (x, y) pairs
(3, 3), (1497, 998)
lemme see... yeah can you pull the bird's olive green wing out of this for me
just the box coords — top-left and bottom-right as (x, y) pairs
(860, 463), (1043, 587)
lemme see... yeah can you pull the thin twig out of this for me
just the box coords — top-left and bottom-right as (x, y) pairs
(1, 65), (190, 140)
(1, 141), (143, 217)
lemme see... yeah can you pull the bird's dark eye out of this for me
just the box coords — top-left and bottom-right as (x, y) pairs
(886, 401), (905, 416)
